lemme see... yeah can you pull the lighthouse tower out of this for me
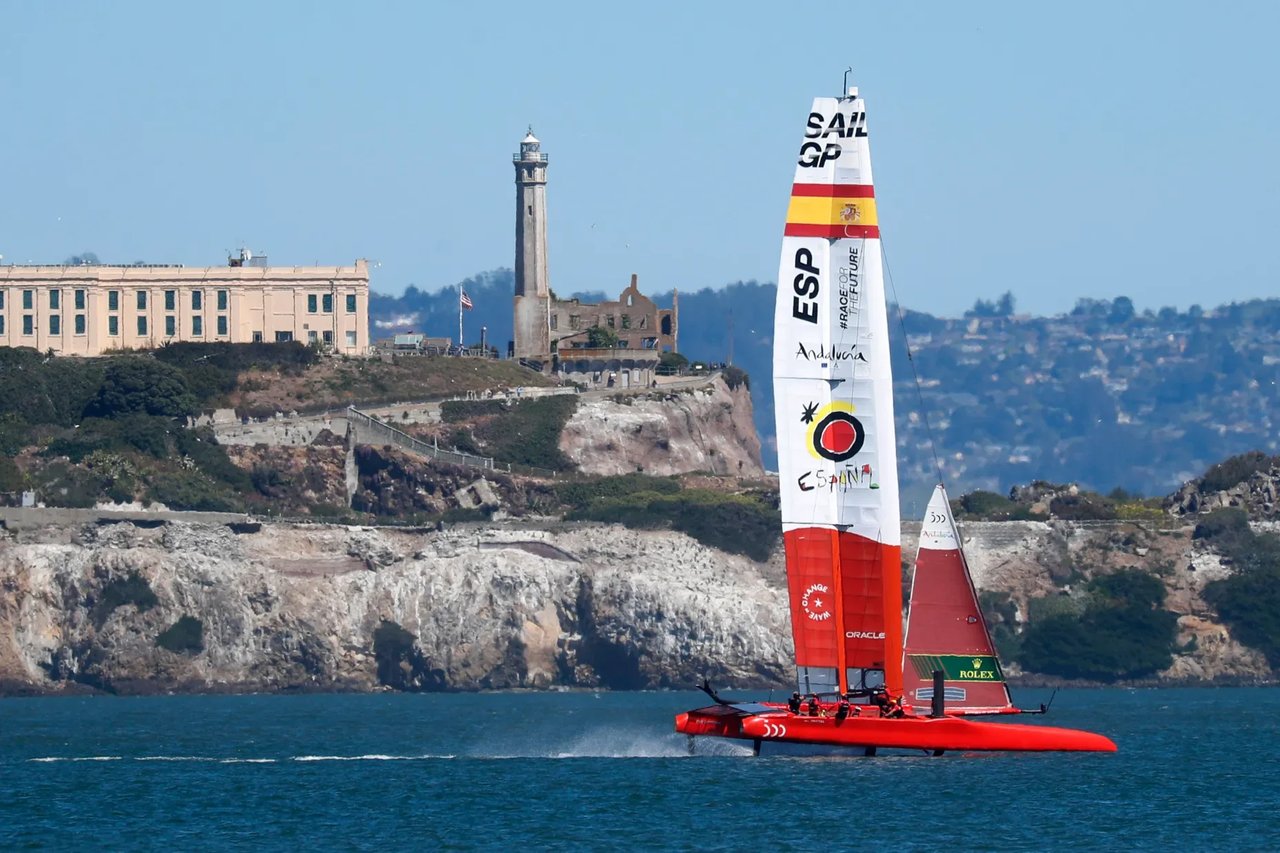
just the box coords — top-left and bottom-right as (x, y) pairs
(513, 128), (550, 361)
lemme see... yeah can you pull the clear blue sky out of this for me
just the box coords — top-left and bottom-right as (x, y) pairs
(1, 1), (1275, 316)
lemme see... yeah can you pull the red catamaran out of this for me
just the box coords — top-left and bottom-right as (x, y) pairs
(675, 82), (1115, 754)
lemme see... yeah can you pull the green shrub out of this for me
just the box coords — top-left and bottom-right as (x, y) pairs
(1199, 513), (1280, 667)
(156, 616), (204, 653)
(979, 590), (1021, 661)
(154, 341), (318, 374)
(1204, 564), (1280, 668)
(659, 351), (688, 371)
(174, 427), (252, 492)
(957, 490), (1016, 519)
(0, 348), (104, 428)
(1192, 507), (1250, 542)
(146, 470), (240, 512)
(555, 474), (681, 509)
(85, 358), (197, 419)
(1199, 451), (1278, 494)
(30, 461), (103, 508)
(1049, 492), (1118, 520)
(722, 365), (750, 391)
(568, 488), (779, 561)
(585, 325), (619, 348)
(0, 456), (25, 493)
(440, 400), (505, 423)
(461, 396), (578, 470)
(1018, 569), (1178, 681)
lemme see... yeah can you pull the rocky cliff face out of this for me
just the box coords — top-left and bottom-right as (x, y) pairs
(913, 519), (1271, 683)
(0, 512), (1270, 697)
(558, 377), (764, 477)
(0, 517), (790, 695)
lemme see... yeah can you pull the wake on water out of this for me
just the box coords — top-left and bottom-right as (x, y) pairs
(24, 727), (753, 764)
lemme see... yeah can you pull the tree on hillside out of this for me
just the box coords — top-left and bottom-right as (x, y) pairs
(85, 359), (197, 419)
(1109, 296), (1136, 323)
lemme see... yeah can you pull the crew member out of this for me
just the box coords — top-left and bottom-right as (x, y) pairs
(788, 692), (802, 714)
(835, 699), (850, 721)
(881, 693), (905, 719)
(807, 695), (822, 716)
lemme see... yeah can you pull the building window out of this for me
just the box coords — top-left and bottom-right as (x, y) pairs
(550, 314), (558, 331)
(346, 330), (357, 348)
(0, 316), (4, 336)
(323, 293), (334, 313)
(217, 315), (228, 336)
(137, 291), (147, 310)
(346, 294), (356, 313)
(322, 330), (333, 344)
(621, 314), (631, 329)
(307, 294), (318, 313)
(638, 316), (647, 329)
(23, 315), (34, 335)
(75, 289), (85, 310)
(275, 331), (294, 342)
(192, 316), (203, 336)
(165, 316), (176, 337)
(569, 314), (580, 330)
(617, 339), (628, 349)
(108, 290), (119, 311)
(22, 290), (33, 310)
(192, 291), (202, 311)
(0, 291), (4, 309)
(108, 316), (119, 336)
(75, 315), (86, 335)
(50, 290), (60, 310)
(307, 330), (318, 344)
(252, 331), (262, 342)
(606, 315), (615, 328)
(49, 315), (61, 335)
(164, 290), (176, 311)
(217, 290), (228, 311)
(137, 316), (148, 335)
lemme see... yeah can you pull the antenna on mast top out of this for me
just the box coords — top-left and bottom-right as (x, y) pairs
(843, 67), (854, 97)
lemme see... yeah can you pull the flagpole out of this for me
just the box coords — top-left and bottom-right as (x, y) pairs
(458, 283), (464, 353)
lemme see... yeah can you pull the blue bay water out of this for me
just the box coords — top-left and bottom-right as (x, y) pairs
(1, 688), (1276, 851)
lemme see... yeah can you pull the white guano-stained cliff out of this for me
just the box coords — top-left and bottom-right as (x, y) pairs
(558, 376), (764, 477)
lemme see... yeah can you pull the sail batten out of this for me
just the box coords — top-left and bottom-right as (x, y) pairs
(775, 92), (901, 698)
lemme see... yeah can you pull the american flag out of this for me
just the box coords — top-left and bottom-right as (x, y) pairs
(460, 289), (473, 310)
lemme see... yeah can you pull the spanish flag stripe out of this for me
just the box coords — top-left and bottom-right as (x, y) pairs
(783, 223), (881, 239)
(786, 196), (879, 226)
(790, 183), (876, 198)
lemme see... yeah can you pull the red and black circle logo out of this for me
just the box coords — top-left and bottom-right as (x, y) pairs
(812, 411), (865, 462)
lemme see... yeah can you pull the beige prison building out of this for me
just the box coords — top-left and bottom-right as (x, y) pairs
(0, 259), (370, 357)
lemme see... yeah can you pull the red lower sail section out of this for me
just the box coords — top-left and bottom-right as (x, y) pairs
(675, 705), (1116, 753)
(784, 528), (903, 694)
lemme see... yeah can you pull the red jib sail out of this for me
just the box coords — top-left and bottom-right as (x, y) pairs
(773, 91), (902, 699)
(902, 485), (1014, 714)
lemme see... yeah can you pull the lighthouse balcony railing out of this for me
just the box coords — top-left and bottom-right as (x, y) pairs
(513, 153), (549, 163)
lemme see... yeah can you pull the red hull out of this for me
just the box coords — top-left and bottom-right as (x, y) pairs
(675, 705), (1116, 753)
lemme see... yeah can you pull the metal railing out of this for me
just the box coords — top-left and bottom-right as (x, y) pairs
(346, 406), (496, 470)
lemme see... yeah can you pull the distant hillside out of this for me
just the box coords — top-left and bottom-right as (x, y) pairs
(372, 274), (1280, 498)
